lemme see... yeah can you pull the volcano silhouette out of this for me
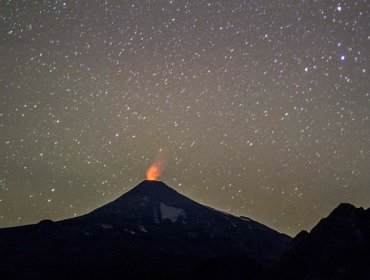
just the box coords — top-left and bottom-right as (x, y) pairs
(0, 180), (290, 280)
(80, 180), (290, 263)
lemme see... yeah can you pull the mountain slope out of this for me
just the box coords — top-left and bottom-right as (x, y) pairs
(273, 203), (370, 280)
(78, 180), (290, 264)
(0, 180), (291, 280)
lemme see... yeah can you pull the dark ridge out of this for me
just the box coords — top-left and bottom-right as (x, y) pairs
(328, 202), (363, 218)
(273, 202), (370, 280)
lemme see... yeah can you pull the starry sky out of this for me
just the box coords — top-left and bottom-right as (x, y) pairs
(1, 0), (369, 236)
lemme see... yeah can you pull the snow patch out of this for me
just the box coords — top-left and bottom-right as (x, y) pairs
(140, 196), (149, 206)
(160, 202), (186, 222)
(99, 223), (114, 229)
(139, 225), (148, 232)
(124, 229), (136, 235)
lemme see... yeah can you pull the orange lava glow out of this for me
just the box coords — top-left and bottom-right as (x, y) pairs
(146, 163), (161, 180)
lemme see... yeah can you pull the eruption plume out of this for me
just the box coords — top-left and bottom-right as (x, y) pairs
(146, 151), (166, 181)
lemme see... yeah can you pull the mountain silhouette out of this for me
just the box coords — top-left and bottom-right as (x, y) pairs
(0, 180), (290, 280)
(1, 181), (370, 279)
(274, 203), (370, 280)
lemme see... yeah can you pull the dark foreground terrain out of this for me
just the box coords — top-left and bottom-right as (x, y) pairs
(0, 181), (369, 280)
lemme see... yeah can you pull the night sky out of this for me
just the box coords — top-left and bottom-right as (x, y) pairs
(1, 0), (369, 236)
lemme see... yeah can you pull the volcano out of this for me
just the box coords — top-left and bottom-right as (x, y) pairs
(0, 181), (291, 280)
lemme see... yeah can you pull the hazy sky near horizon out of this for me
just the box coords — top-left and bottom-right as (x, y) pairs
(0, 0), (369, 236)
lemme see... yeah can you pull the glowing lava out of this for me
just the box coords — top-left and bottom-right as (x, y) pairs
(146, 164), (160, 180)
(146, 150), (166, 181)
